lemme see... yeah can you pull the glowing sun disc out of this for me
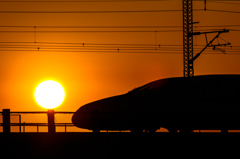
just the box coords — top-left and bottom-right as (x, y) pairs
(34, 80), (65, 109)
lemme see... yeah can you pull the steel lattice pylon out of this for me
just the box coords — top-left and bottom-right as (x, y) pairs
(183, 0), (193, 77)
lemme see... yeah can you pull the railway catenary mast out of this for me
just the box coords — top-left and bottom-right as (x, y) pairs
(182, 0), (230, 77)
(183, 0), (194, 77)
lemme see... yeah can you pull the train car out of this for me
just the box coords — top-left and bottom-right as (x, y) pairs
(72, 74), (240, 133)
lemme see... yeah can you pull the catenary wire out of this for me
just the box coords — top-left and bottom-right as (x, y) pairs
(0, 9), (186, 14)
(0, 0), (238, 2)
(0, 25), (240, 29)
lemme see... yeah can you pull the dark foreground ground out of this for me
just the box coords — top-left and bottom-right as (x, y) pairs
(1, 132), (240, 159)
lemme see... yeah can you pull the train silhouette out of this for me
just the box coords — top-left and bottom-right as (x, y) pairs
(72, 74), (240, 133)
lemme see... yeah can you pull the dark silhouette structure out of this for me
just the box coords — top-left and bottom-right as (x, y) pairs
(72, 75), (240, 133)
(182, 0), (230, 77)
(0, 110), (74, 133)
(47, 109), (56, 133)
(2, 109), (10, 133)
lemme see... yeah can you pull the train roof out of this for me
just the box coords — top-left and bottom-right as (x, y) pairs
(129, 74), (240, 95)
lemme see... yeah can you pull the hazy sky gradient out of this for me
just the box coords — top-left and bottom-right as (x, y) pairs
(0, 0), (239, 113)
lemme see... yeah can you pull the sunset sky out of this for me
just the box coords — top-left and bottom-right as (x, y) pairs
(0, 0), (239, 117)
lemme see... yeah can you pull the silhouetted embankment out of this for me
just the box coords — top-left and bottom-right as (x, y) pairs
(0, 132), (239, 159)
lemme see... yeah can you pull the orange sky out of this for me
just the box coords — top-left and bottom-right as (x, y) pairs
(0, 0), (239, 117)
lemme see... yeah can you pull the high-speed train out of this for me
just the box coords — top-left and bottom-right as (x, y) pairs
(72, 74), (240, 133)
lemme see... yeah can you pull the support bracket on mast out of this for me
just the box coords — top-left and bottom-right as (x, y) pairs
(191, 29), (230, 61)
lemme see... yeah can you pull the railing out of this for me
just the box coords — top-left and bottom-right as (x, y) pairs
(0, 109), (75, 133)
(0, 109), (237, 133)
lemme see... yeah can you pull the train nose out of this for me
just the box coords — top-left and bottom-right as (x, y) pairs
(72, 98), (108, 130)
(72, 106), (93, 129)
(71, 110), (81, 127)
(72, 95), (128, 130)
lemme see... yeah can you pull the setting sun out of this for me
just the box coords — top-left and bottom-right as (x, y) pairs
(34, 80), (65, 109)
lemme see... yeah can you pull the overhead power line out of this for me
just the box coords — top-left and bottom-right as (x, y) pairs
(0, 9), (211, 14)
(0, 25), (183, 28)
(0, 49), (239, 55)
(0, 42), (238, 47)
(0, 29), (236, 33)
(0, 0), (169, 2)
(0, 9), (185, 13)
(208, 1), (240, 5)
(0, 42), (237, 52)
(0, 25), (240, 29)
(0, 0), (239, 2)
(0, 9), (239, 14)
(0, 30), (184, 33)
(0, 30), (183, 33)
(206, 9), (240, 14)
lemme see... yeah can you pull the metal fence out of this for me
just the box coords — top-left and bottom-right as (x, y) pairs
(0, 109), (75, 133)
(1, 109), (238, 133)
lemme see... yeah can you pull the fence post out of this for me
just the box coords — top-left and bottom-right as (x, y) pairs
(19, 115), (21, 133)
(3, 109), (10, 133)
(47, 109), (56, 133)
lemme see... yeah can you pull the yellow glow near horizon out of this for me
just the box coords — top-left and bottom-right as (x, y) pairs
(34, 80), (65, 109)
